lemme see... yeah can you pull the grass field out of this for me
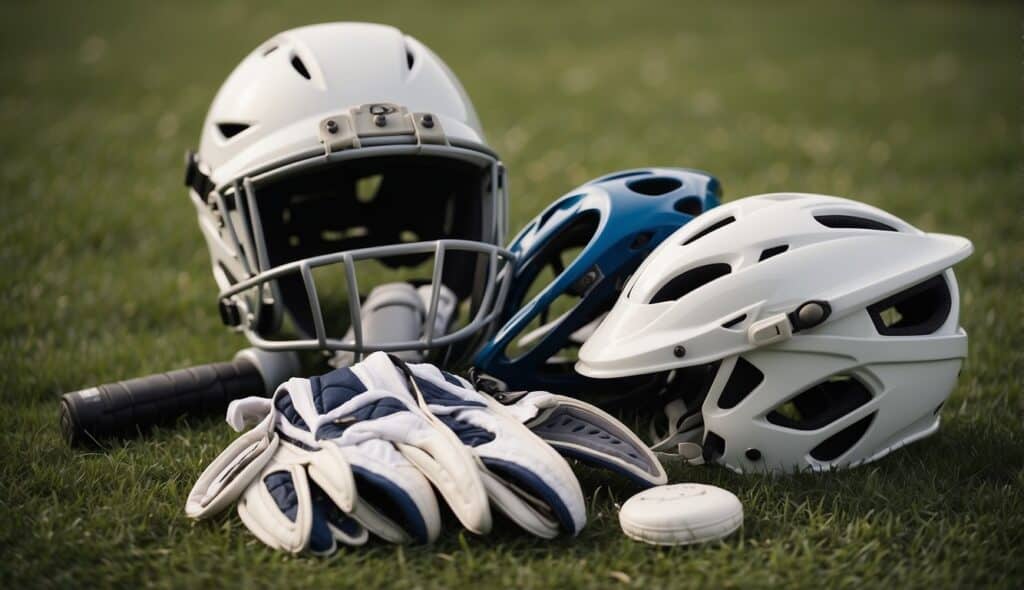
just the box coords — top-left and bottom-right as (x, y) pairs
(1, 0), (1022, 587)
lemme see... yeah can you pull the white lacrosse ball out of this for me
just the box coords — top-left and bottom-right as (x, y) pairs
(619, 483), (743, 546)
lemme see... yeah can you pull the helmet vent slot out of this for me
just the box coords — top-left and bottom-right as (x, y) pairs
(721, 314), (746, 329)
(682, 216), (735, 245)
(626, 176), (682, 196)
(766, 375), (872, 431)
(649, 263), (731, 304)
(537, 195), (583, 229)
(217, 123), (250, 140)
(809, 412), (875, 462)
(814, 214), (896, 232)
(405, 44), (416, 70)
(758, 244), (789, 261)
(702, 431), (726, 463)
(717, 357), (764, 409)
(291, 55), (311, 80)
(262, 44), (279, 57)
(504, 211), (601, 361)
(867, 274), (952, 336)
(674, 197), (704, 216)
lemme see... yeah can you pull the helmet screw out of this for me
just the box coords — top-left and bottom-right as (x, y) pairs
(325, 120), (338, 134)
(580, 270), (596, 287)
(745, 448), (762, 461)
(421, 114), (435, 128)
(374, 114), (387, 127)
(798, 302), (825, 325)
(673, 345), (686, 358)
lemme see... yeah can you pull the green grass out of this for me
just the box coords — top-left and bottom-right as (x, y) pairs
(1, 0), (1022, 587)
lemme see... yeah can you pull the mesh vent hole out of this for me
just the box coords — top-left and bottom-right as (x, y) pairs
(649, 263), (731, 304)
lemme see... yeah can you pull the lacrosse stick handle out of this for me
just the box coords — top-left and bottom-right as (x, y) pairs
(59, 348), (299, 446)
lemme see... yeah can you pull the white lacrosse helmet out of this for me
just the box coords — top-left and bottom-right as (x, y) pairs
(186, 22), (511, 364)
(577, 193), (973, 474)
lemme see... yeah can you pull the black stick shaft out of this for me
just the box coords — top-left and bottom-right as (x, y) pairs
(60, 358), (265, 446)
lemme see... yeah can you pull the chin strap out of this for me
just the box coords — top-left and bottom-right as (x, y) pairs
(746, 300), (832, 346)
(647, 399), (707, 466)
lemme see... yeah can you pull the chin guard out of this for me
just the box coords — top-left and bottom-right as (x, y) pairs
(505, 392), (668, 488)
(647, 399), (707, 466)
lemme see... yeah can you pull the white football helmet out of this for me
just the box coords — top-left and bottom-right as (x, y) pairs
(186, 23), (511, 364)
(577, 193), (972, 474)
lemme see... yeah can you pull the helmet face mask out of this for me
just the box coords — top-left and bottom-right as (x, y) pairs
(188, 23), (511, 365)
(577, 193), (973, 474)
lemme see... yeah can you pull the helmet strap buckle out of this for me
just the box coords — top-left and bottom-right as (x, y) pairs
(747, 313), (793, 346)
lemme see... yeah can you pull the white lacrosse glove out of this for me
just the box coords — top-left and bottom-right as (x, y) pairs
(380, 355), (667, 538)
(185, 352), (490, 555)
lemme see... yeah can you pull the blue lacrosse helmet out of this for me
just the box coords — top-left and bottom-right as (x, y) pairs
(472, 168), (721, 403)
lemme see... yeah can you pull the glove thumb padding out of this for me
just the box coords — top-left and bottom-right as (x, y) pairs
(352, 352), (493, 536)
(275, 369), (461, 543)
(185, 407), (279, 519)
(406, 361), (588, 537)
(236, 441), (368, 555)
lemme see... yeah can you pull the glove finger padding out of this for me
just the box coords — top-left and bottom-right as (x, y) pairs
(404, 361), (587, 537)
(507, 392), (668, 488)
(236, 440), (368, 555)
(349, 353), (492, 536)
(338, 439), (442, 544)
(271, 370), (453, 544)
(186, 355), (481, 554)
